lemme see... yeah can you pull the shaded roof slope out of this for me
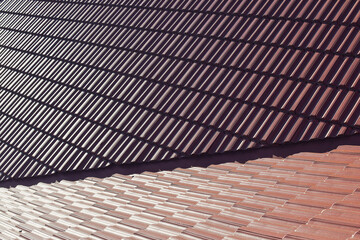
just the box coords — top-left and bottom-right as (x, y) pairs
(0, 0), (360, 181)
(0, 145), (359, 239)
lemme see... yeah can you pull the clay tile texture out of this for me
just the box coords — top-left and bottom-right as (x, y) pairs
(0, 145), (357, 239)
(0, 0), (360, 181)
(1, 1), (360, 239)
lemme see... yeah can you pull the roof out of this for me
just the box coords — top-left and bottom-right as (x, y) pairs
(1, 1), (360, 181)
(0, 145), (359, 239)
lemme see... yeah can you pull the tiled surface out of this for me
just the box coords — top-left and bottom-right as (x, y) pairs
(1, 0), (360, 180)
(0, 145), (359, 239)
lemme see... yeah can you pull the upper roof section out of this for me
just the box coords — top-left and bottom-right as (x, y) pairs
(0, 0), (360, 181)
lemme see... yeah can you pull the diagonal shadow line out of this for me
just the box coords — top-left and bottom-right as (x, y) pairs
(0, 132), (359, 188)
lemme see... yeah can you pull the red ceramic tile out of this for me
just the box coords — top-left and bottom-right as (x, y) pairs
(287, 152), (326, 162)
(333, 168), (360, 180)
(206, 166), (232, 174)
(288, 190), (346, 208)
(161, 185), (188, 195)
(1, 0), (359, 190)
(224, 232), (273, 240)
(236, 195), (287, 213)
(264, 204), (322, 224)
(194, 186), (224, 195)
(2, 145), (360, 240)
(210, 188), (256, 202)
(213, 173), (252, 186)
(176, 179), (209, 190)
(192, 169), (227, 179)
(318, 153), (358, 165)
(70, 212), (93, 221)
(245, 158), (283, 167)
(202, 198), (234, 209)
(271, 159), (314, 171)
(210, 206), (264, 227)
(279, 173), (327, 187)
(119, 218), (149, 230)
(298, 163), (345, 176)
(152, 188), (180, 199)
(45, 222), (69, 232)
(216, 162), (243, 171)
(178, 191), (210, 202)
(54, 231), (81, 240)
(22, 231), (52, 240)
(136, 228), (175, 240)
(231, 165), (271, 176)
(80, 221), (107, 232)
(310, 178), (360, 194)
(144, 207), (175, 218)
(187, 203), (223, 215)
(236, 178), (277, 191)
(146, 223), (185, 238)
(238, 217), (300, 239)
(17, 222), (36, 233)
(157, 201), (188, 213)
(306, 221), (359, 236)
(197, 219), (239, 235)
(331, 204), (360, 215)
(209, 213), (252, 228)
(285, 225), (354, 240)
(174, 168), (201, 176)
(92, 230), (125, 240)
(174, 210), (211, 223)
(335, 192), (360, 208)
(256, 189), (298, 200)
(181, 229), (222, 240)
(168, 235), (200, 240)
(105, 209), (134, 220)
(257, 184), (307, 200)
(311, 208), (360, 228)
(40, 213), (64, 224)
(162, 215), (196, 228)
(348, 160), (360, 168)
(167, 196), (199, 206)
(333, 145), (360, 154)
(253, 168), (296, 182)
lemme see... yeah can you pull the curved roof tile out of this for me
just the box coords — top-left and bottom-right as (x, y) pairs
(0, 145), (359, 239)
(0, 0), (359, 180)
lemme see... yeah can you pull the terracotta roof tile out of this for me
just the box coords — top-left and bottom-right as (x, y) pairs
(285, 225), (354, 240)
(238, 217), (301, 239)
(0, 0), (359, 181)
(1, 144), (360, 239)
(334, 167), (360, 181)
(279, 173), (327, 187)
(288, 190), (346, 208)
(310, 178), (360, 194)
(265, 203), (323, 224)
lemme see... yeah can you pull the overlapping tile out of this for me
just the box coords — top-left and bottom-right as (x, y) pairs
(1, 0), (360, 181)
(0, 145), (357, 239)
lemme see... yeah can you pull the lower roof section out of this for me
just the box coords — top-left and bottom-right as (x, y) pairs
(0, 145), (359, 239)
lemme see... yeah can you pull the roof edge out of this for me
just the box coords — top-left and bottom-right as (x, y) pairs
(2, 133), (360, 188)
